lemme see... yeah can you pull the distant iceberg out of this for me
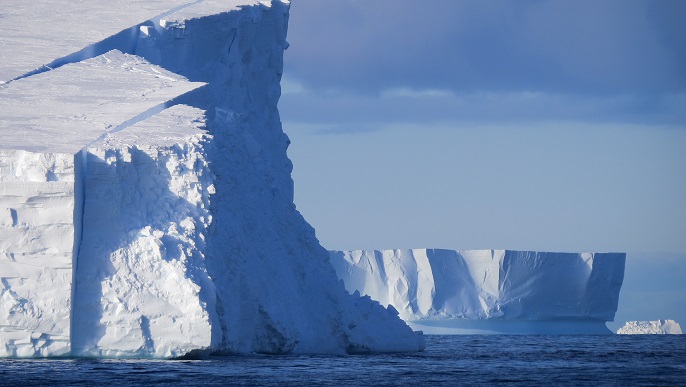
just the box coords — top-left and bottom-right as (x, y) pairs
(617, 320), (682, 334)
(330, 249), (626, 334)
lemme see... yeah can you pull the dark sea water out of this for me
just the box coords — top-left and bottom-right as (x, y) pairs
(1, 335), (685, 386)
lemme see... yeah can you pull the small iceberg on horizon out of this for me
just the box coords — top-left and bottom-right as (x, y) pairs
(617, 320), (682, 334)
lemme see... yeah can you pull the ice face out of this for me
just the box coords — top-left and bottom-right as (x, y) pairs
(71, 105), (216, 357)
(1, 1), (423, 357)
(0, 50), (204, 357)
(130, 2), (422, 355)
(330, 249), (626, 333)
(0, 151), (75, 356)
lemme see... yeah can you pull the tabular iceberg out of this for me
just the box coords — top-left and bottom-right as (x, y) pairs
(0, 0), (424, 357)
(330, 249), (626, 334)
(617, 320), (683, 334)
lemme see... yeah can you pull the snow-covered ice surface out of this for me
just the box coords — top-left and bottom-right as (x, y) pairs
(1, 0), (424, 357)
(0, 0), (194, 84)
(0, 51), (204, 153)
(330, 249), (626, 334)
(617, 320), (683, 334)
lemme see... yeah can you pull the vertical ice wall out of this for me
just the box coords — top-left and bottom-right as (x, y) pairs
(130, 1), (424, 354)
(0, 151), (75, 356)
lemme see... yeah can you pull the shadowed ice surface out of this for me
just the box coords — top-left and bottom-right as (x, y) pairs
(1, 335), (684, 386)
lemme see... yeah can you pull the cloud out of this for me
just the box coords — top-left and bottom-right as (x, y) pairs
(279, 77), (686, 133)
(280, 1), (686, 134)
(285, 0), (686, 96)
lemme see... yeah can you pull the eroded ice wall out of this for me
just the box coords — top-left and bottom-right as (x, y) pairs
(331, 249), (626, 326)
(72, 105), (216, 357)
(130, 0), (423, 354)
(0, 152), (75, 356)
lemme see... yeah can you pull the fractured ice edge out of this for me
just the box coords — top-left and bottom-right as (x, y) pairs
(330, 249), (626, 334)
(0, 1), (424, 358)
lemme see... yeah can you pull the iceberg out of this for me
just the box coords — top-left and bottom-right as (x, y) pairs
(330, 249), (626, 334)
(617, 320), (682, 334)
(0, 1), (423, 357)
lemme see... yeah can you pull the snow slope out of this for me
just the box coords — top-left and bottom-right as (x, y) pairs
(617, 320), (682, 334)
(1, 1), (423, 357)
(331, 249), (625, 334)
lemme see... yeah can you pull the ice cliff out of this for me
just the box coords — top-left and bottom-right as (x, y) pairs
(617, 320), (683, 334)
(330, 249), (626, 334)
(0, 1), (423, 357)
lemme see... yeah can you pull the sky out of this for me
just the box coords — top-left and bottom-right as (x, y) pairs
(279, 1), (686, 327)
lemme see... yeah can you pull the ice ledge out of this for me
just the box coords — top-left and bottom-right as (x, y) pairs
(0, 0), (281, 84)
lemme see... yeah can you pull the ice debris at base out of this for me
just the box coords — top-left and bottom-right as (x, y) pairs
(617, 320), (683, 334)
(0, 1), (424, 357)
(330, 249), (626, 334)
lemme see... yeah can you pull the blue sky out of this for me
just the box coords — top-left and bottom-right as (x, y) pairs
(279, 1), (686, 327)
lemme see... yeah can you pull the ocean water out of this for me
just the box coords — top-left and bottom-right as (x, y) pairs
(1, 335), (685, 386)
